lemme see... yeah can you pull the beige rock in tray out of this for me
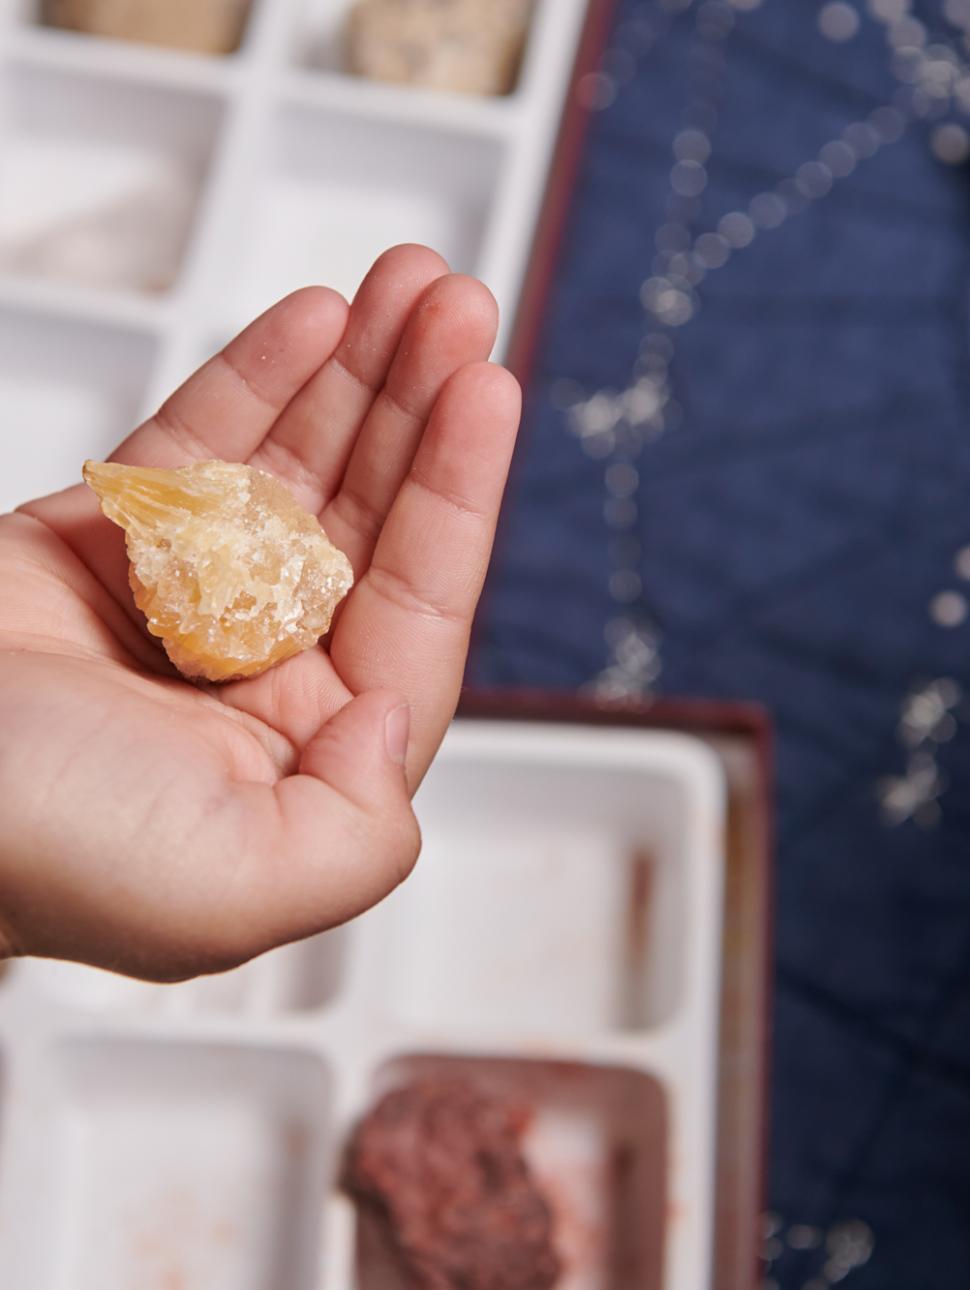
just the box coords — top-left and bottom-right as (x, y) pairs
(347, 0), (534, 97)
(43, 0), (251, 55)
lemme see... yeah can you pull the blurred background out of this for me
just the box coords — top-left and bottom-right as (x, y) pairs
(474, 4), (970, 1288)
(3, 0), (970, 1287)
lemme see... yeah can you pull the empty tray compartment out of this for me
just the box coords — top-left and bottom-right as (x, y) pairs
(353, 1053), (667, 1290)
(0, 307), (155, 511)
(375, 725), (724, 1036)
(0, 63), (222, 294)
(224, 103), (502, 324)
(40, 1038), (332, 1290)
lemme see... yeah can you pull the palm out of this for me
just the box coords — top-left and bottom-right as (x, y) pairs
(0, 246), (520, 979)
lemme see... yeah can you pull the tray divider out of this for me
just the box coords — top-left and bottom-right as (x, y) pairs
(0, 271), (170, 335)
(479, 0), (591, 358)
(144, 3), (286, 406)
(5, 20), (243, 94)
(281, 64), (519, 138)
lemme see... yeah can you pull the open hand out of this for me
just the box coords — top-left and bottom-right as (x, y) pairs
(0, 245), (520, 980)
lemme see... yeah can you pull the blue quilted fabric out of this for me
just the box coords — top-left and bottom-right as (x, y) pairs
(470, 2), (970, 1285)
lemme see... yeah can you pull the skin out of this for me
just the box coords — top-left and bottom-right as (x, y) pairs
(0, 244), (521, 981)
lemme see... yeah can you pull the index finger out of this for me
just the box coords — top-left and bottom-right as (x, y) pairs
(21, 288), (349, 628)
(114, 286), (349, 468)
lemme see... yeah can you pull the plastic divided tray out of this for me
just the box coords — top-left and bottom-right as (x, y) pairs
(0, 717), (729, 1290)
(0, 0), (600, 513)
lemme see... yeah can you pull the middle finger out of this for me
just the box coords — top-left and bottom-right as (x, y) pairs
(248, 242), (449, 513)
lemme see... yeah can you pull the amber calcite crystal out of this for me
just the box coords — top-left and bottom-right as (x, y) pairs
(84, 460), (353, 683)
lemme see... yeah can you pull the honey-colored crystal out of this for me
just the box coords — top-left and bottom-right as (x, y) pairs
(83, 459), (353, 683)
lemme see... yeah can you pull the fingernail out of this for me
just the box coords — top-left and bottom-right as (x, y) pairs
(384, 702), (411, 766)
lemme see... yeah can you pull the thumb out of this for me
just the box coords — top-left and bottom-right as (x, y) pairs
(228, 690), (421, 957)
(300, 688), (412, 803)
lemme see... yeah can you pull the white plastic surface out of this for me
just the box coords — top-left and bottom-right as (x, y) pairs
(0, 721), (726, 1289)
(49, 1040), (332, 1290)
(0, 305), (156, 502)
(0, 0), (591, 513)
(0, 5), (728, 1285)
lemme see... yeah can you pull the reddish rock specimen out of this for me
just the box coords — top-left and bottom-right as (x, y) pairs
(346, 1077), (561, 1290)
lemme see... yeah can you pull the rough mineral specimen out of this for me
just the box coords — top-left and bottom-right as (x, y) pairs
(43, 0), (251, 56)
(84, 459), (353, 683)
(346, 0), (534, 97)
(346, 1077), (562, 1289)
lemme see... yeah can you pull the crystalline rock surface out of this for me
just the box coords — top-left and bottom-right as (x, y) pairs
(83, 459), (354, 683)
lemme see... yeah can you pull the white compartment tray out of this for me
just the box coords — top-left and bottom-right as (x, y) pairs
(0, 719), (726, 1290)
(0, 0), (596, 512)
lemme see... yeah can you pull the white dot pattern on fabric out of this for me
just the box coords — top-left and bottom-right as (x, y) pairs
(718, 209), (755, 245)
(931, 121), (970, 162)
(560, 0), (970, 705)
(674, 127), (712, 162)
(577, 71), (617, 110)
(819, 139), (857, 175)
(819, 2), (861, 43)
(796, 160), (834, 197)
(878, 679), (963, 827)
(759, 1213), (876, 1287)
(930, 590), (968, 626)
(788, 1224), (823, 1250)
(869, 0), (910, 22)
(954, 545), (970, 579)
